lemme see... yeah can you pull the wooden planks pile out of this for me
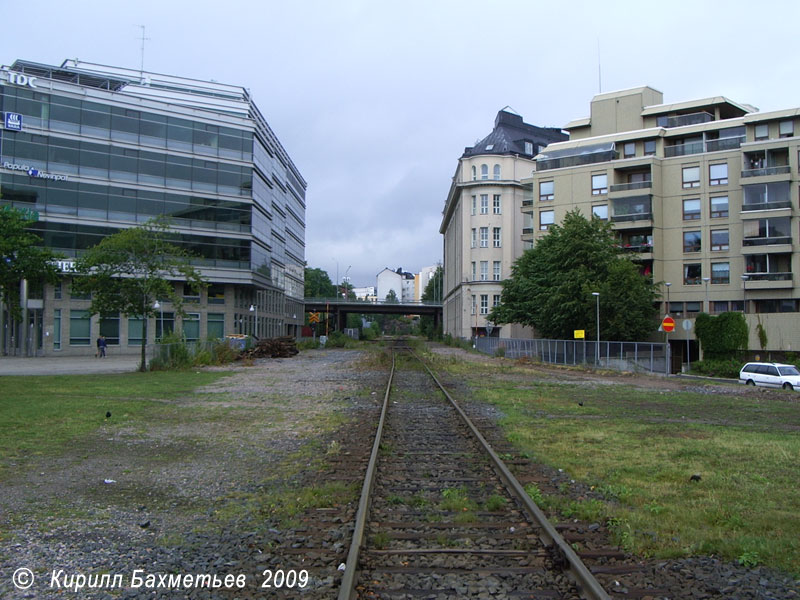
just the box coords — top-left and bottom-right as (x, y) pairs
(239, 336), (299, 359)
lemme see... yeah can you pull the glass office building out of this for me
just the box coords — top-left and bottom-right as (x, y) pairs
(0, 59), (306, 356)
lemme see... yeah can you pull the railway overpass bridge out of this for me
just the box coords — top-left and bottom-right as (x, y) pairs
(303, 298), (442, 332)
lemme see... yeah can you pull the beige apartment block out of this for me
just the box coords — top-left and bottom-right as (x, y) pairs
(441, 109), (566, 339)
(525, 86), (800, 355)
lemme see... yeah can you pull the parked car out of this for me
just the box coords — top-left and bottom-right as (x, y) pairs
(739, 362), (800, 390)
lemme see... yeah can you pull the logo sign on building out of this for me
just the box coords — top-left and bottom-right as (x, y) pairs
(4, 112), (22, 131)
(1, 69), (38, 89)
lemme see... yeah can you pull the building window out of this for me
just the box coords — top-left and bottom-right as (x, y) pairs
(591, 173), (608, 195)
(779, 120), (794, 138)
(53, 308), (62, 351)
(683, 231), (701, 253)
(540, 210), (554, 230)
(183, 284), (200, 303)
(154, 312), (175, 340)
(69, 309), (91, 346)
(709, 163), (728, 186)
(592, 204), (608, 220)
(493, 194), (501, 214)
(539, 181), (554, 201)
(480, 261), (488, 281)
(471, 195), (476, 216)
(684, 263), (702, 285)
(712, 300), (729, 313)
(682, 166), (700, 188)
(207, 284), (225, 304)
(493, 294), (501, 308)
(54, 280), (62, 300)
(493, 227), (501, 248)
(710, 229), (729, 251)
(686, 301), (701, 315)
(710, 196), (728, 218)
(471, 166), (477, 181)
(480, 294), (489, 315)
(524, 141), (534, 155)
(481, 164), (488, 180)
(207, 313), (225, 339)
(479, 227), (488, 247)
(470, 228), (476, 248)
(182, 313), (200, 342)
(471, 295), (476, 315)
(683, 198), (701, 220)
(754, 123), (769, 140)
(99, 313), (120, 345)
(471, 262), (476, 281)
(644, 140), (656, 156)
(480, 194), (489, 214)
(493, 261), (501, 281)
(128, 317), (143, 345)
(711, 262), (730, 284)
(623, 142), (635, 158)
(493, 164), (501, 180)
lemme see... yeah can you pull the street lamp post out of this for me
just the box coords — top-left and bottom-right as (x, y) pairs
(664, 282), (672, 375)
(249, 304), (258, 339)
(591, 292), (600, 366)
(741, 274), (749, 314)
(702, 277), (711, 313)
(153, 300), (163, 341)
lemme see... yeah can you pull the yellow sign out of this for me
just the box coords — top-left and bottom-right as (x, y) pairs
(574, 329), (585, 339)
(308, 312), (320, 323)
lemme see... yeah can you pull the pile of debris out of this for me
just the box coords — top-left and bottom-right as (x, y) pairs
(239, 336), (299, 359)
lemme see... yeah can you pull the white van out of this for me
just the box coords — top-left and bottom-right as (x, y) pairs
(739, 362), (800, 390)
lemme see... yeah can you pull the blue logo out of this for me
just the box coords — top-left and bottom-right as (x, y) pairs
(4, 112), (22, 131)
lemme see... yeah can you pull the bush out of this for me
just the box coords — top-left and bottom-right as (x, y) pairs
(689, 357), (743, 379)
(495, 345), (506, 358)
(297, 338), (320, 350)
(695, 312), (748, 359)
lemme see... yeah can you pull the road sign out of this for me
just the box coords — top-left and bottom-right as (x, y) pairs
(662, 316), (675, 332)
(682, 319), (693, 331)
(308, 312), (320, 323)
(574, 329), (585, 339)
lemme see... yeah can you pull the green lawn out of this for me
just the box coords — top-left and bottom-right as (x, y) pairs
(0, 371), (229, 473)
(435, 357), (800, 576)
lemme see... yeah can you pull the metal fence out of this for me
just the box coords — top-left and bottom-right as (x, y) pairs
(475, 337), (668, 374)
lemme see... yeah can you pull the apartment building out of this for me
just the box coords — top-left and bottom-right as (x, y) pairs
(525, 86), (800, 353)
(0, 59), (306, 356)
(440, 108), (567, 339)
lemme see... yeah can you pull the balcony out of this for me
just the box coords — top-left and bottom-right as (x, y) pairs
(611, 194), (652, 224)
(741, 200), (792, 212)
(522, 227), (534, 235)
(664, 136), (744, 158)
(742, 236), (793, 247)
(610, 180), (652, 193)
(522, 199), (533, 206)
(741, 165), (791, 178)
(657, 112), (714, 128)
(746, 272), (792, 282)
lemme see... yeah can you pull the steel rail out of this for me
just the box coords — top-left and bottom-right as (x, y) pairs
(412, 349), (611, 600)
(337, 351), (395, 600)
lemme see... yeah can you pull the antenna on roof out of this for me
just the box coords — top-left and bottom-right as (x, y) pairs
(597, 39), (602, 93)
(138, 25), (150, 83)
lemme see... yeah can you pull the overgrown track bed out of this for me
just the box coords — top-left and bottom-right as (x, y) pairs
(339, 345), (611, 599)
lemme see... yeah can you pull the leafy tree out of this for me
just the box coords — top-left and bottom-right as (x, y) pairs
(419, 266), (443, 339)
(73, 218), (206, 371)
(304, 267), (336, 298)
(0, 205), (60, 324)
(695, 312), (749, 359)
(490, 209), (658, 341)
(385, 289), (399, 303)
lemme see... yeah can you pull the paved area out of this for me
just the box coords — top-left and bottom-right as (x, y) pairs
(0, 355), (142, 376)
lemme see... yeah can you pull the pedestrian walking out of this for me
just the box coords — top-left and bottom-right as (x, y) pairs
(97, 335), (107, 358)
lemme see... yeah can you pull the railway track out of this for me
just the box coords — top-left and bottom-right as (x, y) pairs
(337, 342), (611, 599)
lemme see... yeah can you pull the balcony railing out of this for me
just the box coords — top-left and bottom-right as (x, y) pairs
(611, 212), (653, 223)
(610, 181), (652, 193)
(741, 165), (791, 178)
(664, 136), (744, 158)
(657, 112), (714, 128)
(522, 227), (534, 235)
(745, 272), (792, 281)
(742, 236), (792, 247)
(522, 199), (533, 206)
(617, 243), (654, 253)
(741, 200), (792, 212)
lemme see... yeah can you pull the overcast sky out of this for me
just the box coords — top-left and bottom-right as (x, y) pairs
(6, 0), (800, 288)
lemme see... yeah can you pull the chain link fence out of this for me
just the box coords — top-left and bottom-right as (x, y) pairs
(475, 337), (668, 374)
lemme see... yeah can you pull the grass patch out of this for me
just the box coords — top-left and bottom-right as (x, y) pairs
(437, 356), (800, 575)
(0, 371), (230, 475)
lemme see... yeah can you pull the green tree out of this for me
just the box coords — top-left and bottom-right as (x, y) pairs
(419, 266), (443, 339)
(490, 209), (658, 341)
(0, 206), (60, 325)
(73, 218), (206, 371)
(304, 267), (336, 298)
(385, 289), (398, 303)
(695, 312), (749, 359)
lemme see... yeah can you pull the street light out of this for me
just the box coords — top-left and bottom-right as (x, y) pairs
(664, 282), (672, 376)
(741, 274), (749, 314)
(664, 282), (672, 314)
(702, 277), (711, 313)
(591, 292), (600, 365)
(153, 300), (163, 341)
(249, 304), (258, 339)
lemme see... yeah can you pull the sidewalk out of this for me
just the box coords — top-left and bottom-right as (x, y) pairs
(0, 355), (142, 376)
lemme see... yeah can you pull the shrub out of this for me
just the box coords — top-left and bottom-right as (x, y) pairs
(695, 312), (748, 359)
(689, 357), (742, 379)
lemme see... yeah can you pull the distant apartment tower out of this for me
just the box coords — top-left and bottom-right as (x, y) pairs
(377, 267), (415, 302)
(415, 264), (440, 301)
(440, 108), (567, 339)
(525, 86), (800, 352)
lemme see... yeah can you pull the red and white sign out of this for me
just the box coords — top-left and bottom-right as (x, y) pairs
(662, 316), (675, 333)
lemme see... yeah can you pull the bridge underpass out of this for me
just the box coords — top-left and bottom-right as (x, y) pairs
(303, 299), (442, 333)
